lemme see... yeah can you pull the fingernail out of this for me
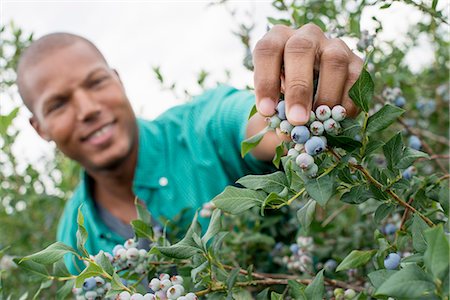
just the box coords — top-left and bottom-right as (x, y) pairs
(288, 104), (309, 124)
(258, 97), (276, 116)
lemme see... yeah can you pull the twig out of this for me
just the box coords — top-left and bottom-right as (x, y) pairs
(399, 198), (414, 231)
(321, 204), (350, 227)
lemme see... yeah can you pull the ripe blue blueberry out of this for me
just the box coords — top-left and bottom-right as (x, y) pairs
(276, 101), (287, 120)
(305, 137), (326, 156)
(402, 166), (417, 180)
(289, 244), (299, 254)
(83, 277), (97, 291)
(384, 253), (401, 270)
(291, 126), (310, 144)
(408, 135), (421, 150)
(384, 223), (397, 235)
(394, 96), (406, 107)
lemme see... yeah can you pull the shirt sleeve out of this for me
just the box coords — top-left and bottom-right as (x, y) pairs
(189, 85), (276, 181)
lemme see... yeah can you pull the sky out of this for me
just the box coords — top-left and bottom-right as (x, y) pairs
(0, 0), (438, 167)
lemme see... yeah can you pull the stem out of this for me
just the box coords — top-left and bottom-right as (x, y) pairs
(321, 204), (350, 227)
(399, 198), (414, 231)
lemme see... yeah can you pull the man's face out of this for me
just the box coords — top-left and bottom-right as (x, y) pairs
(24, 42), (138, 172)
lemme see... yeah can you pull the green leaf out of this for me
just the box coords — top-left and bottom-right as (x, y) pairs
(297, 199), (316, 234)
(424, 225), (450, 281)
(383, 133), (404, 172)
(56, 279), (75, 300)
(191, 260), (208, 283)
(237, 171), (288, 194)
(439, 183), (449, 214)
(20, 242), (78, 265)
(14, 259), (49, 278)
(267, 17), (291, 26)
(348, 68), (373, 113)
(396, 147), (429, 169)
(304, 269), (325, 300)
(288, 280), (306, 299)
(305, 175), (335, 207)
(96, 252), (114, 276)
(375, 264), (436, 299)
(365, 139), (385, 156)
(261, 192), (285, 215)
(327, 135), (362, 152)
(272, 143), (285, 168)
(202, 209), (221, 244)
(336, 250), (376, 272)
(212, 186), (266, 215)
(412, 214), (429, 253)
(241, 128), (268, 158)
(340, 185), (373, 204)
(75, 262), (103, 288)
(76, 206), (89, 257)
(135, 199), (152, 224)
(366, 104), (405, 134)
(130, 219), (153, 240)
(226, 268), (240, 292)
(248, 104), (258, 120)
(32, 280), (52, 300)
(0, 107), (19, 135)
(270, 292), (283, 300)
(52, 259), (71, 278)
(368, 269), (396, 289)
(256, 288), (270, 300)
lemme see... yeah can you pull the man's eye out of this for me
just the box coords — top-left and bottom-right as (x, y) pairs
(46, 101), (66, 114)
(91, 76), (108, 87)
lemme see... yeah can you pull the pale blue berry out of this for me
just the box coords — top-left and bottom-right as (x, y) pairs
(268, 115), (281, 129)
(276, 101), (286, 120)
(408, 135), (421, 150)
(331, 105), (346, 121)
(185, 293), (198, 300)
(119, 291), (131, 300)
(304, 163), (318, 177)
(394, 96), (406, 107)
(126, 247), (139, 260)
(84, 291), (98, 300)
(296, 153), (314, 170)
(315, 105), (332, 121)
(113, 244), (125, 256)
(149, 278), (161, 291)
(384, 223), (397, 235)
(305, 137), (326, 156)
(143, 294), (156, 300)
(384, 253), (401, 270)
(166, 284), (185, 299)
(287, 148), (299, 159)
(402, 166), (417, 180)
(310, 121), (324, 135)
(83, 277), (97, 291)
(289, 244), (299, 254)
(324, 259), (337, 271)
(130, 293), (145, 300)
(170, 275), (184, 285)
(291, 126), (310, 144)
(279, 120), (294, 135)
(324, 118), (341, 134)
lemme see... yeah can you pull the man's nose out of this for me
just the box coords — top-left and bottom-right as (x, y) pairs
(74, 89), (101, 122)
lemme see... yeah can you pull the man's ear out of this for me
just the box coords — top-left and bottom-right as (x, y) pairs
(29, 116), (51, 141)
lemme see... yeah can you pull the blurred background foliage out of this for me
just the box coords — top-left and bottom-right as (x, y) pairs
(1, 0), (448, 298)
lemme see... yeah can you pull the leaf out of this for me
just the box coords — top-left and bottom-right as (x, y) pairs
(226, 268), (240, 292)
(76, 206), (89, 257)
(248, 104), (258, 120)
(327, 135), (362, 152)
(14, 259), (49, 278)
(270, 292), (283, 300)
(130, 220), (153, 240)
(375, 264), (435, 299)
(439, 183), (449, 214)
(260, 192), (285, 215)
(75, 262), (103, 288)
(256, 288), (270, 300)
(241, 127), (268, 157)
(20, 242), (78, 265)
(135, 199), (152, 224)
(0, 107), (19, 135)
(267, 17), (291, 26)
(202, 209), (222, 244)
(288, 280), (306, 299)
(305, 175), (335, 207)
(396, 147), (429, 169)
(383, 133), (404, 172)
(272, 143), (284, 168)
(212, 186), (266, 215)
(340, 185), (373, 204)
(32, 279), (52, 300)
(56, 279), (75, 300)
(411, 214), (429, 253)
(304, 269), (325, 300)
(366, 104), (405, 134)
(191, 260), (208, 283)
(336, 250), (376, 272)
(365, 139), (385, 156)
(348, 68), (373, 113)
(237, 171), (288, 194)
(297, 199), (316, 234)
(423, 224), (449, 281)
(96, 252), (114, 276)
(368, 269), (396, 289)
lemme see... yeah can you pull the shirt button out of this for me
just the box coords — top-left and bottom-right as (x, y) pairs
(159, 177), (168, 187)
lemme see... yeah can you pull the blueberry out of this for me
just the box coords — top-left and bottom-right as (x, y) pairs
(384, 223), (397, 235)
(295, 153), (314, 170)
(112, 244), (125, 256)
(166, 284), (185, 299)
(323, 118), (339, 134)
(276, 101), (286, 120)
(402, 166), (417, 180)
(289, 243), (299, 254)
(331, 105), (347, 121)
(408, 135), (421, 150)
(84, 291), (98, 300)
(268, 115), (281, 129)
(394, 96), (406, 107)
(304, 163), (318, 177)
(324, 259), (337, 271)
(143, 294), (157, 300)
(291, 126), (310, 144)
(315, 105), (331, 121)
(305, 136), (326, 156)
(130, 293), (145, 300)
(310, 121), (324, 136)
(287, 148), (299, 159)
(279, 120), (294, 135)
(309, 111), (316, 123)
(119, 291), (131, 300)
(148, 278), (161, 291)
(384, 253), (401, 270)
(185, 292), (198, 300)
(83, 277), (97, 291)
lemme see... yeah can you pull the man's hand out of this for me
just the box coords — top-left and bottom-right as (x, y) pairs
(247, 23), (363, 161)
(253, 23), (363, 125)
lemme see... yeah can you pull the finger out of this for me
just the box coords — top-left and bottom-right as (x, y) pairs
(341, 56), (364, 117)
(284, 23), (325, 125)
(314, 38), (351, 110)
(253, 25), (293, 116)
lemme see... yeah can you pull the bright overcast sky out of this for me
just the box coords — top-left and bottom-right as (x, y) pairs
(1, 0), (435, 166)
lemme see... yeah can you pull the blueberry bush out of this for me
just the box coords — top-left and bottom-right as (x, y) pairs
(2, 0), (449, 299)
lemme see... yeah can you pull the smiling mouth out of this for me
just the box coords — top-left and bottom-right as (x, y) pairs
(82, 122), (115, 145)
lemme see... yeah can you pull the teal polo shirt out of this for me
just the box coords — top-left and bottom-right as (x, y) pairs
(57, 85), (274, 274)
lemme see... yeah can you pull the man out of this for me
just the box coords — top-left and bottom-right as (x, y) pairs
(16, 23), (362, 273)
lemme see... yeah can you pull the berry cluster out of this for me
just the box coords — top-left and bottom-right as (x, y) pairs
(356, 30), (374, 51)
(332, 288), (357, 300)
(117, 274), (197, 300)
(381, 87), (405, 108)
(281, 236), (314, 273)
(199, 201), (216, 218)
(381, 213), (401, 236)
(268, 101), (347, 178)
(73, 276), (112, 300)
(415, 98), (436, 117)
(112, 239), (150, 276)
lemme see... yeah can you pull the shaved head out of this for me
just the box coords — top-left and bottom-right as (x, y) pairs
(17, 32), (108, 111)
